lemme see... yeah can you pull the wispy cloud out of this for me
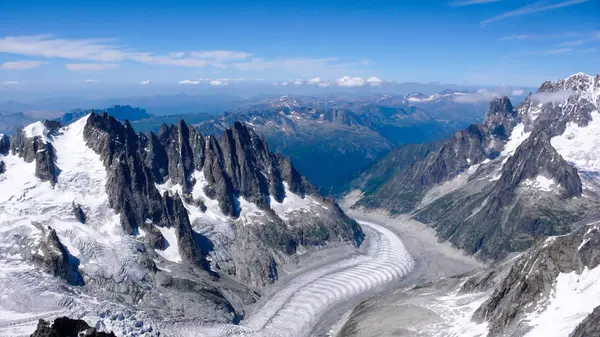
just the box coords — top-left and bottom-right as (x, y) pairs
(140, 80), (151, 85)
(450, 0), (501, 6)
(209, 80), (228, 86)
(0, 60), (45, 69)
(178, 80), (201, 85)
(1, 80), (24, 85)
(0, 35), (367, 76)
(499, 32), (580, 40)
(558, 39), (586, 47)
(512, 89), (525, 96)
(531, 90), (574, 103)
(66, 63), (118, 71)
(482, 0), (589, 25)
(231, 57), (359, 77)
(84, 79), (100, 83)
(454, 88), (502, 103)
(528, 48), (574, 55)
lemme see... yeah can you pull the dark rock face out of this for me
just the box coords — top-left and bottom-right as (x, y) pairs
(0, 134), (9, 155)
(484, 97), (517, 139)
(356, 97), (516, 213)
(414, 128), (583, 260)
(0, 160), (5, 174)
(72, 202), (86, 224)
(83, 112), (208, 271)
(34, 141), (59, 186)
(495, 128), (582, 202)
(347, 141), (443, 195)
(472, 222), (600, 336)
(161, 193), (205, 267)
(570, 305), (600, 337)
(357, 121), (499, 214)
(30, 317), (116, 337)
(25, 224), (84, 285)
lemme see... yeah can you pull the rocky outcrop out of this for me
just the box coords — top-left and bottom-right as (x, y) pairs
(25, 224), (84, 285)
(472, 222), (600, 336)
(10, 121), (60, 185)
(570, 305), (600, 337)
(0, 160), (5, 174)
(72, 201), (86, 224)
(0, 134), (9, 155)
(484, 96), (517, 139)
(494, 127), (582, 202)
(30, 317), (116, 337)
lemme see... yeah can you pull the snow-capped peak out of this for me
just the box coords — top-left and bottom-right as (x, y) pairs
(23, 121), (50, 142)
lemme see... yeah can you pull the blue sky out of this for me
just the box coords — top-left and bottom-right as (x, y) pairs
(0, 0), (598, 97)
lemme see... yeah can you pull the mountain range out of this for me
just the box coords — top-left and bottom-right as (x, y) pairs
(0, 112), (362, 334)
(196, 91), (492, 193)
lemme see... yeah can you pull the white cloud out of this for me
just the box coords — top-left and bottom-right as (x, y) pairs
(293, 79), (304, 86)
(334, 76), (384, 88)
(482, 0), (589, 25)
(0, 60), (45, 69)
(178, 80), (201, 85)
(318, 81), (333, 87)
(140, 80), (151, 85)
(336, 76), (367, 87)
(280, 82), (289, 86)
(307, 77), (321, 84)
(512, 89), (525, 96)
(66, 63), (118, 71)
(1, 80), (24, 85)
(209, 80), (228, 86)
(450, 0), (500, 6)
(530, 90), (574, 103)
(367, 76), (383, 86)
(84, 79), (99, 83)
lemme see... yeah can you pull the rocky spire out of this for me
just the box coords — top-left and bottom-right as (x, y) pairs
(484, 96), (517, 139)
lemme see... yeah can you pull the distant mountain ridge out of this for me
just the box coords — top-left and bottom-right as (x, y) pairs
(197, 89), (487, 193)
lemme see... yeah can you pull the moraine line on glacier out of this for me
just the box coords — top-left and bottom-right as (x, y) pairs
(187, 220), (415, 337)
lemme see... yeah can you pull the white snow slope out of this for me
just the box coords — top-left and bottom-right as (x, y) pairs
(0, 116), (151, 336)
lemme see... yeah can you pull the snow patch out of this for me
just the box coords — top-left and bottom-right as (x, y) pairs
(502, 123), (530, 157)
(551, 111), (600, 184)
(524, 265), (600, 337)
(23, 121), (50, 142)
(155, 226), (182, 263)
(520, 175), (559, 192)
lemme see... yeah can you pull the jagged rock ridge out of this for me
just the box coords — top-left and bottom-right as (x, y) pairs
(81, 112), (363, 286)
